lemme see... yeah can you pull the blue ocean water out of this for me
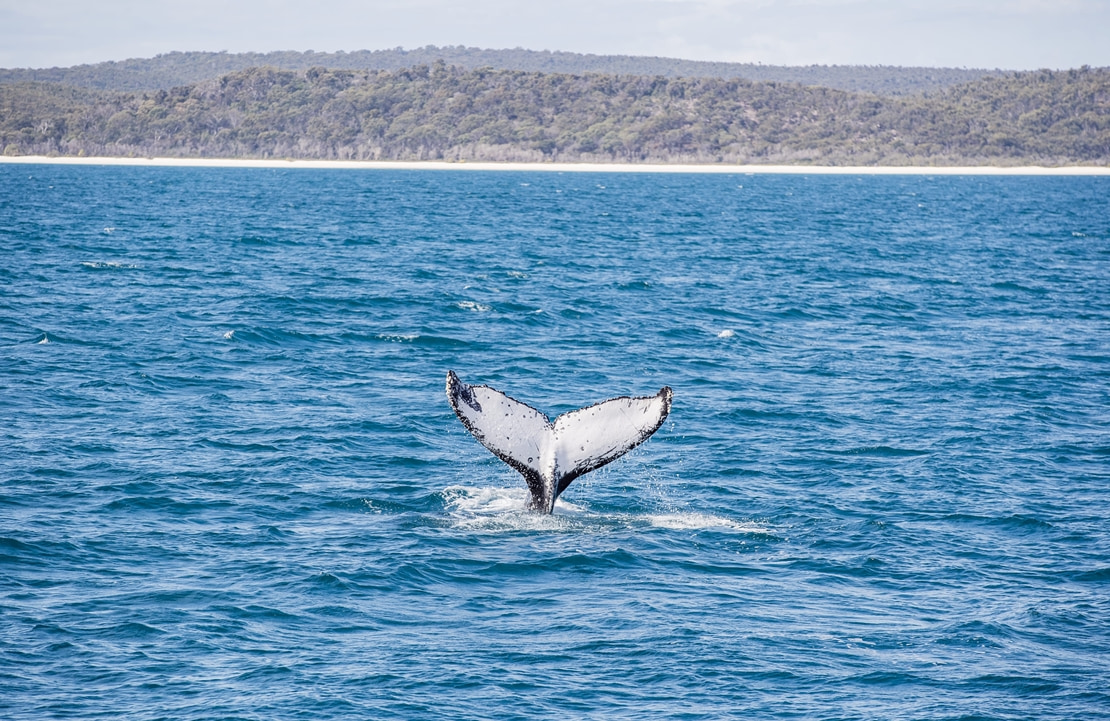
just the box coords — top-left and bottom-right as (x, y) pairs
(1, 164), (1109, 720)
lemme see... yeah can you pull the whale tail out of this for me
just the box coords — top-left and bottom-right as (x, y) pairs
(446, 370), (672, 513)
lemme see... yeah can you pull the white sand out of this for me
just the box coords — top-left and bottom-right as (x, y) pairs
(2, 155), (1108, 175)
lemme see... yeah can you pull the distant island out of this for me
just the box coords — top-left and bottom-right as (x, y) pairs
(1, 48), (1107, 166)
(0, 47), (1002, 96)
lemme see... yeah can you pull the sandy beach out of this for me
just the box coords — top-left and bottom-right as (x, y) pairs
(2, 155), (1108, 175)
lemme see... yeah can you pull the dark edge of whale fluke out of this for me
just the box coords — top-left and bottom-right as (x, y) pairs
(446, 370), (672, 514)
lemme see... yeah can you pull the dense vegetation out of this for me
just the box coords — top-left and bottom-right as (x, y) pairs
(2, 64), (1107, 165)
(0, 47), (1001, 96)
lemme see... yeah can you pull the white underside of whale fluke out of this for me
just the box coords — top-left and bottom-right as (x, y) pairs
(446, 370), (672, 513)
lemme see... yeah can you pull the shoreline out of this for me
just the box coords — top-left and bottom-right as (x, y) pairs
(2, 155), (1109, 175)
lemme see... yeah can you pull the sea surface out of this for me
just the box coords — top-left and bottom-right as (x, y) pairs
(1, 164), (1109, 720)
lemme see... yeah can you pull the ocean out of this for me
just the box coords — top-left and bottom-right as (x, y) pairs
(1, 164), (1108, 719)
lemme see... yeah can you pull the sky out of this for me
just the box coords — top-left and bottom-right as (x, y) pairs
(2, 0), (1108, 70)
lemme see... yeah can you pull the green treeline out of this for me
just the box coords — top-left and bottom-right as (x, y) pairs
(2, 63), (1108, 165)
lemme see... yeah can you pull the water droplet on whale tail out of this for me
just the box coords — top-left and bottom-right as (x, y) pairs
(446, 370), (672, 514)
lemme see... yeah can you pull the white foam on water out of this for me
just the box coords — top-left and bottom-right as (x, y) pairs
(81, 261), (138, 269)
(441, 486), (764, 535)
(648, 512), (767, 533)
(456, 300), (492, 312)
(441, 485), (584, 532)
(443, 485), (530, 515)
(222, 330), (235, 340)
(36, 334), (49, 345)
(717, 329), (735, 339)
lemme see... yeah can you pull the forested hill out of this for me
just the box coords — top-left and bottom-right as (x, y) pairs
(0, 47), (1001, 96)
(2, 64), (1107, 166)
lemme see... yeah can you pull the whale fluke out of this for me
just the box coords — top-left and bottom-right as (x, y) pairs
(446, 370), (672, 513)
